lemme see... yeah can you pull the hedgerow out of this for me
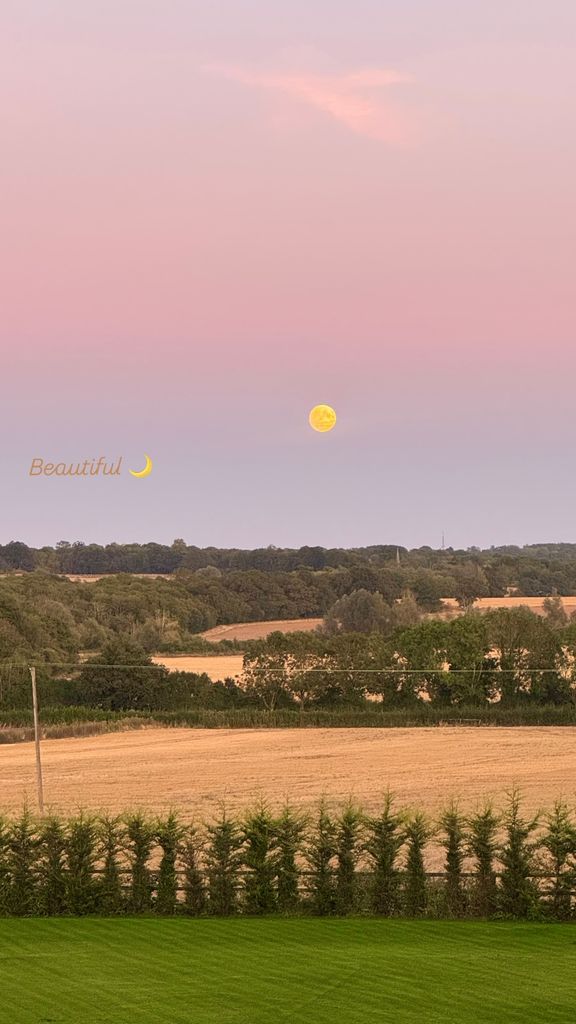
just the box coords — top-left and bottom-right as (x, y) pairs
(0, 794), (574, 920)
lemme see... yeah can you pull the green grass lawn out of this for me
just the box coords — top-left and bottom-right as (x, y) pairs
(0, 919), (574, 1024)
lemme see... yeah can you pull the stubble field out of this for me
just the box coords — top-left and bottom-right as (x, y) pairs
(1, 727), (574, 834)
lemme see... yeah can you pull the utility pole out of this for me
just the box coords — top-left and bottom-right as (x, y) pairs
(29, 667), (45, 813)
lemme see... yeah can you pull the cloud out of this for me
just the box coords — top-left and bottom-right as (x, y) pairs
(202, 63), (414, 143)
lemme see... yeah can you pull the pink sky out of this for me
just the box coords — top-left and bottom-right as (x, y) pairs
(1, 2), (575, 548)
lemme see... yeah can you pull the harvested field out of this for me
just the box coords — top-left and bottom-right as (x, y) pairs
(151, 654), (244, 679)
(200, 618), (323, 642)
(440, 595), (576, 617)
(2, 727), (574, 862)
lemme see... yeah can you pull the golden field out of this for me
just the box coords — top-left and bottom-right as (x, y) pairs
(2, 725), (573, 823)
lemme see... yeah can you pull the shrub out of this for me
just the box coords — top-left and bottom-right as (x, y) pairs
(440, 803), (468, 917)
(7, 809), (38, 916)
(0, 819), (11, 915)
(498, 790), (540, 919)
(125, 813), (154, 913)
(404, 813), (431, 917)
(274, 805), (306, 914)
(364, 795), (405, 916)
(540, 801), (576, 921)
(65, 814), (98, 915)
(468, 804), (499, 917)
(205, 810), (243, 916)
(306, 803), (336, 916)
(38, 816), (67, 916)
(156, 813), (185, 915)
(335, 804), (362, 915)
(99, 816), (125, 915)
(242, 804), (278, 915)
(181, 824), (206, 916)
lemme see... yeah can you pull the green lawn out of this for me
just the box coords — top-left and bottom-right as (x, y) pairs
(0, 919), (574, 1023)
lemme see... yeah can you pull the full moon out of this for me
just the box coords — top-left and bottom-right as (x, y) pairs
(309, 404), (337, 432)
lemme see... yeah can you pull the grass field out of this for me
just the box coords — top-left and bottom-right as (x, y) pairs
(0, 919), (573, 1023)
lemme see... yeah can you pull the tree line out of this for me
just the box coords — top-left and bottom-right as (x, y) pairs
(1, 793), (575, 920)
(3, 556), (576, 673)
(242, 604), (576, 710)
(1, 601), (576, 717)
(6, 538), (576, 597)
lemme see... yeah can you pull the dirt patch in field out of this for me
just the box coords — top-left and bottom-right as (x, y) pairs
(2, 726), (574, 869)
(151, 655), (244, 680)
(200, 619), (324, 642)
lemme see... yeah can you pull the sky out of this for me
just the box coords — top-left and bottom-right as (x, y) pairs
(1, 1), (575, 550)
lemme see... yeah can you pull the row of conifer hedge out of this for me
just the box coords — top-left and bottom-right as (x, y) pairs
(1, 793), (575, 920)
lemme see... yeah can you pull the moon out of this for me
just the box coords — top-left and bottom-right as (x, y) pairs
(309, 405), (337, 433)
(129, 454), (153, 478)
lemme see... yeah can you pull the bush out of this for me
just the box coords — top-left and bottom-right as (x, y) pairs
(65, 814), (99, 915)
(205, 810), (243, 916)
(440, 804), (468, 917)
(335, 805), (362, 915)
(181, 825), (206, 916)
(364, 795), (405, 916)
(7, 810), (38, 916)
(498, 790), (540, 919)
(540, 802), (576, 921)
(275, 805), (305, 914)
(156, 813), (185, 915)
(468, 804), (499, 918)
(99, 816), (125, 915)
(126, 814), (154, 913)
(0, 797), (572, 920)
(38, 816), (67, 916)
(242, 805), (278, 915)
(404, 813), (431, 917)
(306, 804), (336, 916)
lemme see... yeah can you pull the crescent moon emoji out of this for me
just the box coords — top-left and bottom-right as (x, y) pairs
(129, 454), (153, 478)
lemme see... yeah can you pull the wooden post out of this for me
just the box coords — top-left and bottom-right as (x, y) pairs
(29, 666), (45, 813)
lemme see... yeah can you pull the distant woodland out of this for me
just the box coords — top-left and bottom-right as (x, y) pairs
(2, 539), (576, 721)
(5, 540), (576, 594)
(4, 540), (576, 660)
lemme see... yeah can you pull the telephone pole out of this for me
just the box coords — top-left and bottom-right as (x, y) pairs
(29, 667), (45, 813)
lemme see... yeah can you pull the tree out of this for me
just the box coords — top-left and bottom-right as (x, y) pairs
(543, 595), (568, 630)
(324, 590), (392, 635)
(440, 803), (467, 916)
(364, 795), (405, 915)
(540, 802), (576, 920)
(444, 615), (497, 705)
(242, 804), (278, 915)
(404, 813), (431, 916)
(205, 810), (244, 916)
(76, 640), (170, 711)
(468, 805), (499, 917)
(499, 790), (540, 919)
(334, 805), (362, 915)
(306, 804), (336, 915)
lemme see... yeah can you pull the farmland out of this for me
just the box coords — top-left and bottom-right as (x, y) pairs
(2, 727), (575, 858)
(1, 918), (573, 1024)
(152, 653), (245, 679)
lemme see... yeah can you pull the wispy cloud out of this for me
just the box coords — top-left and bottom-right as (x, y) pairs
(202, 63), (414, 143)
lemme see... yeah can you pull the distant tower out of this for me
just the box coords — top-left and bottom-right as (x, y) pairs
(441, 531), (446, 551)
(396, 547), (401, 565)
